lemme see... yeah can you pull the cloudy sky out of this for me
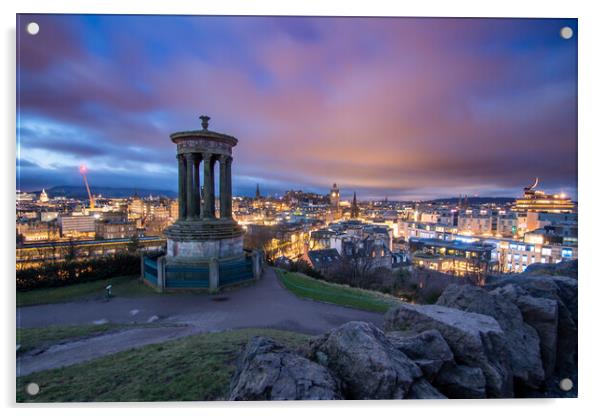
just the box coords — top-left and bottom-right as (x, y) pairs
(16, 15), (577, 200)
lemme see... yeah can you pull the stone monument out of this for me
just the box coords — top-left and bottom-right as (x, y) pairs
(141, 115), (260, 292)
(164, 115), (244, 263)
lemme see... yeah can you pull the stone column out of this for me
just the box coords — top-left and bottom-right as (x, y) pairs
(202, 153), (215, 218)
(219, 155), (228, 219)
(177, 154), (186, 219)
(185, 153), (195, 220)
(193, 154), (201, 218)
(225, 156), (233, 218)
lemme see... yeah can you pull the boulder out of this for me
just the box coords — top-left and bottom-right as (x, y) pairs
(437, 284), (545, 389)
(384, 302), (513, 397)
(229, 337), (342, 400)
(491, 284), (559, 377)
(523, 259), (578, 280)
(486, 274), (577, 375)
(486, 274), (577, 324)
(386, 329), (454, 381)
(406, 379), (447, 399)
(434, 364), (487, 399)
(310, 321), (422, 399)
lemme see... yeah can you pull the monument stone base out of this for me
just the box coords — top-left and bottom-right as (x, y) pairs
(166, 235), (244, 264)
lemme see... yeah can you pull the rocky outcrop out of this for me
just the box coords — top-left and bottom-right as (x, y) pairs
(228, 264), (577, 400)
(309, 321), (423, 399)
(523, 259), (577, 279)
(436, 284), (545, 388)
(486, 273), (577, 376)
(434, 364), (487, 399)
(229, 337), (342, 400)
(384, 303), (513, 397)
(386, 329), (454, 381)
(490, 284), (558, 377)
(407, 379), (447, 399)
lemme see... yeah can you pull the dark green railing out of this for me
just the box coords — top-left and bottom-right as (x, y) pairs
(219, 257), (254, 286)
(165, 265), (210, 288)
(143, 257), (158, 286)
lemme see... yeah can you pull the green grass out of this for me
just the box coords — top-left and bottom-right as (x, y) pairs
(17, 275), (158, 307)
(16, 328), (310, 402)
(17, 323), (174, 354)
(276, 270), (402, 313)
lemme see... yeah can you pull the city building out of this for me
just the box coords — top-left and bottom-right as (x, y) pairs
(330, 183), (340, 209)
(409, 237), (494, 279)
(96, 219), (137, 240)
(306, 248), (342, 274)
(512, 178), (575, 213)
(38, 188), (49, 203)
(458, 209), (494, 236)
(58, 215), (96, 238)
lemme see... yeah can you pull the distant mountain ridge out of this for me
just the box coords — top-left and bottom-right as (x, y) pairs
(429, 196), (516, 204)
(41, 186), (177, 199)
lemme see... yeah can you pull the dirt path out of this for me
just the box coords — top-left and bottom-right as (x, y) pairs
(17, 268), (384, 376)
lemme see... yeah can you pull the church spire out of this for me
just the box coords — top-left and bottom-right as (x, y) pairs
(351, 191), (359, 218)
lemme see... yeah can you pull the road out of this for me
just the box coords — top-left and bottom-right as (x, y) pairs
(17, 268), (384, 376)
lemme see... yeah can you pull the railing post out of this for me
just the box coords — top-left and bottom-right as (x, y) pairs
(140, 253), (145, 281)
(157, 256), (166, 292)
(209, 258), (219, 293)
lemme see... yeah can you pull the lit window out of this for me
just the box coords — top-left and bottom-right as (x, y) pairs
(561, 248), (573, 258)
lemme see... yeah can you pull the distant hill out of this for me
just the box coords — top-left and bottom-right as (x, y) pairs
(428, 197), (516, 205)
(43, 186), (177, 199)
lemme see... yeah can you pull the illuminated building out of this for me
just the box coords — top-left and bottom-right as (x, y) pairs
(330, 183), (340, 209)
(492, 239), (577, 273)
(38, 188), (49, 203)
(17, 221), (60, 242)
(128, 195), (145, 219)
(96, 219), (137, 239)
(458, 209), (494, 236)
(512, 178), (575, 213)
(398, 220), (457, 241)
(409, 237), (494, 279)
(58, 215), (96, 238)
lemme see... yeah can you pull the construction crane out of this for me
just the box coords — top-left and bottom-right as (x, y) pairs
(79, 164), (95, 209)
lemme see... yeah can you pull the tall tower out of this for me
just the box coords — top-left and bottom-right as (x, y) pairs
(351, 191), (360, 218)
(330, 183), (340, 208)
(255, 183), (261, 199)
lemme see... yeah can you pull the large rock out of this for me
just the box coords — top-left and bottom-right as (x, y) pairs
(434, 364), (487, 399)
(384, 303), (513, 397)
(406, 379), (447, 399)
(486, 274), (577, 324)
(491, 284), (559, 377)
(436, 284), (545, 389)
(486, 274), (577, 375)
(229, 337), (342, 400)
(386, 330), (454, 381)
(310, 321), (422, 399)
(524, 259), (578, 280)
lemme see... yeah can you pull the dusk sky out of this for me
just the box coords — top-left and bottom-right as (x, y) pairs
(16, 15), (577, 200)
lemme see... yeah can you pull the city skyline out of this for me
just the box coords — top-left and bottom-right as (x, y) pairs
(17, 15), (577, 200)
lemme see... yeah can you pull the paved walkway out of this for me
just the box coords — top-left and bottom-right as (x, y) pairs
(17, 268), (383, 376)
